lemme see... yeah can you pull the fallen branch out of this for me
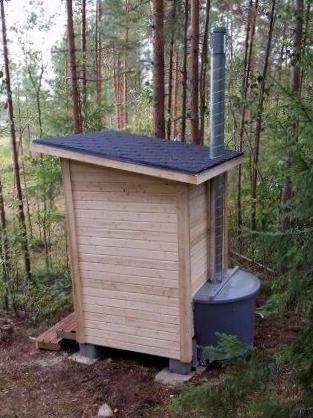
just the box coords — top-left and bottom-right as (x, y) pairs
(231, 251), (274, 274)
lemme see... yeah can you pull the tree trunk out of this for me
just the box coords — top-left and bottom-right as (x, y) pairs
(0, 0), (32, 281)
(171, 51), (179, 138)
(27, 63), (44, 137)
(251, 0), (276, 231)
(0, 177), (10, 309)
(181, 0), (189, 142)
(191, 0), (200, 144)
(281, 0), (304, 231)
(66, 0), (82, 134)
(236, 0), (255, 240)
(95, 0), (102, 107)
(123, 0), (129, 128)
(199, 0), (211, 143)
(81, 0), (87, 129)
(166, 0), (176, 139)
(152, 0), (165, 138)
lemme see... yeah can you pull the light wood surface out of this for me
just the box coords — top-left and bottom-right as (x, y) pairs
(70, 162), (182, 359)
(60, 159), (85, 342)
(190, 183), (209, 294)
(177, 189), (193, 363)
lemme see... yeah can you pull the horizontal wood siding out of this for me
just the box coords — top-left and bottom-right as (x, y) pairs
(70, 162), (181, 359)
(189, 183), (209, 295)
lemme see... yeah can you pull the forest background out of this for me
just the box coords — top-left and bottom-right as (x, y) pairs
(1, 0), (313, 416)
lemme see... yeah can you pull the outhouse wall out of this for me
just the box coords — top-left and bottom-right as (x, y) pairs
(61, 159), (195, 362)
(61, 158), (228, 363)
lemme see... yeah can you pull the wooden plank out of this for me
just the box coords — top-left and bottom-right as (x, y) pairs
(78, 244), (177, 262)
(81, 278), (178, 297)
(73, 190), (177, 204)
(223, 172), (229, 269)
(85, 335), (180, 359)
(75, 218), (178, 233)
(31, 141), (243, 185)
(77, 234), (178, 250)
(35, 312), (76, 351)
(79, 254), (178, 271)
(189, 183), (209, 295)
(84, 320), (179, 342)
(177, 188), (193, 363)
(61, 159), (85, 343)
(73, 199), (176, 214)
(76, 228), (177, 244)
(72, 182), (183, 195)
(81, 287), (177, 306)
(208, 179), (215, 278)
(75, 209), (177, 223)
(83, 304), (179, 324)
(80, 269), (178, 288)
(79, 261), (178, 280)
(84, 328), (180, 350)
(195, 155), (244, 184)
(83, 295), (179, 315)
(83, 312), (179, 332)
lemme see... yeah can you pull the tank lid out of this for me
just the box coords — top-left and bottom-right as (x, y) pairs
(193, 267), (260, 304)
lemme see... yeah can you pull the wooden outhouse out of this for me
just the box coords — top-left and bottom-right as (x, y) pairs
(31, 130), (242, 371)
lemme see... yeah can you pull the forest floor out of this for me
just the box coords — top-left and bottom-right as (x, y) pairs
(0, 312), (304, 418)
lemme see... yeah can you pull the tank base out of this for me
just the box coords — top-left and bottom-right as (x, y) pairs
(169, 359), (193, 375)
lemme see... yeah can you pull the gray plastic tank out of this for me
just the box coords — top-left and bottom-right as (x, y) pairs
(193, 267), (260, 362)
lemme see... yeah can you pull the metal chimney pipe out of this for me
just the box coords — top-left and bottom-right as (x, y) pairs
(210, 26), (226, 159)
(209, 27), (226, 283)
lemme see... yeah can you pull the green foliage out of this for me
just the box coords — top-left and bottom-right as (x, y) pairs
(172, 362), (272, 418)
(18, 266), (71, 323)
(203, 333), (253, 363)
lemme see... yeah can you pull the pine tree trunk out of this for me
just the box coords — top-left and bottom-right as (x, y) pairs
(152, 0), (165, 138)
(166, 0), (176, 139)
(281, 0), (304, 231)
(191, 0), (200, 144)
(95, 0), (102, 107)
(251, 0), (276, 231)
(181, 0), (189, 142)
(123, 0), (129, 128)
(199, 0), (211, 143)
(171, 52), (179, 138)
(0, 0), (32, 281)
(0, 177), (10, 309)
(236, 0), (255, 240)
(66, 0), (82, 134)
(81, 0), (87, 129)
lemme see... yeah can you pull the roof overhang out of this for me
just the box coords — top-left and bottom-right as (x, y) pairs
(30, 141), (244, 185)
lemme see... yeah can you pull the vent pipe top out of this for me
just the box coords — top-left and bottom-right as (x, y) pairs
(209, 27), (226, 160)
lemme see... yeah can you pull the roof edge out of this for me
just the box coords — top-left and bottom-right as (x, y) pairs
(30, 141), (243, 185)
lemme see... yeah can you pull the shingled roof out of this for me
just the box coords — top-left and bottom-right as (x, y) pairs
(31, 130), (243, 184)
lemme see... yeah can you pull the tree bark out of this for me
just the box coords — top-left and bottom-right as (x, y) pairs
(0, 0), (32, 281)
(123, 0), (129, 128)
(166, 0), (176, 139)
(171, 51), (179, 138)
(251, 0), (276, 231)
(191, 0), (200, 144)
(66, 0), (82, 134)
(95, 0), (102, 107)
(199, 0), (211, 143)
(281, 0), (304, 231)
(81, 0), (87, 129)
(181, 0), (189, 142)
(0, 177), (10, 309)
(236, 0), (256, 240)
(152, 0), (165, 138)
